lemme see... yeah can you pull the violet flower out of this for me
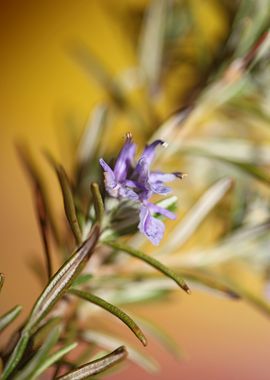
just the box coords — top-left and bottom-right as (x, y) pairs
(99, 134), (184, 245)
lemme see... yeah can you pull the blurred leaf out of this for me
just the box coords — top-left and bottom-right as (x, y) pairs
(77, 104), (108, 167)
(0, 273), (4, 293)
(13, 325), (61, 380)
(176, 270), (240, 299)
(25, 225), (99, 333)
(72, 274), (93, 287)
(76, 105), (108, 195)
(32, 318), (62, 349)
(69, 288), (147, 346)
(68, 42), (147, 131)
(56, 346), (127, 379)
(230, 0), (270, 57)
(16, 144), (61, 246)
(33, 342), (78, 379)
(182, 138), (270, 165)
(104, 240), (190, 294)
(0, 306), (22, 334)
(0, 332), (30, 380)
(164, 178), (232, 254)
(138, 0), (167, 90)
(128, 312), (183, 359)
(83, 331), (159, 374)
(91, 183), (104, 224)
(184, 148), (270, 185)
(47, 155), (82, 245)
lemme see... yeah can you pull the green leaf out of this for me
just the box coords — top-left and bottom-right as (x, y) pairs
(69, 288), (147, 346)
(163, 177), (233, 254)
(0, 305), (22, 333)
(128, 312), (183, 359)
(90, 183), (104, 224)
(184, 148), (270, 185)
(13, 325), (61, 380)
(138, 0), (167, 90)
(33, 342), (77, 379)
(46, 155), (82, 245)
(104, 240), (190, 294)
(82, 331), (159, 373)
(0, 332), (30, 380)
(56, 346), (127, 379)
(25, 225), (99, 333)
(72, 273), (93, 287)
(16, 144), (61, 247)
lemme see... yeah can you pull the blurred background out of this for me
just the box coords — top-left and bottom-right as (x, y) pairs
(1, 1), (270, 379)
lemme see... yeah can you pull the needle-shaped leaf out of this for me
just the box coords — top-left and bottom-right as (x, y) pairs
(104, 240), (190, 294)
(13, 325), (61, 380)
(91, 183), (104, 224)
(25, 225), (99, 332)
(47, 155), (82, 245)
(163, 177), (233, 254)
(184, 149), (270, 185)
(33, 342), (78, 379)
(139, 0), (167, 90)
(69, 288), (147, 346)
(16, 144), (61, 247)
(0, 273), (4, 293)
(0, 332), (30, 380)
(83, 330), (159, 373)
(56, 346), (127, 380)
(0, 305), (22, 333)
(71, 273), (93, 287)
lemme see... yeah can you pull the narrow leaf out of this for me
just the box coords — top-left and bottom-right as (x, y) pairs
(33, 342), (77, 379)
(47, 155), (82, 245)
(104, 240), (190, 294)
(164, 177), (233, 253)
(56, 346), (127, 379)
(13, 325), (61, 380)
(83, 330), (159, 373)
(0, 305), (22, 333)
(0, 332), (30, 380)
(69, 288), (147, 346)
(16, 144), (61, 246)
(25, 225), (99, 333)
(34, 184), (52, 279)
(139, 0), (167, 90)
(72, 274), (93, 287)
(90, 183), (104, 224)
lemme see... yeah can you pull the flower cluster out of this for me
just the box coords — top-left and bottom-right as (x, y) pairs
(99, 133), (184, 245)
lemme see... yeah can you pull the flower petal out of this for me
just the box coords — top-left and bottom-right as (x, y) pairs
(150, 171), (180, 183)
(150, 181), (172, 195)
(148, 203), (176, 220)
(141, 140), (165, 165)
(138, 205), (165, 245)
(99, 158), (117, 193)
(114, 134), (136, 182)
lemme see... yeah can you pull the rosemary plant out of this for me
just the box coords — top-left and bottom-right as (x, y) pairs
(1, 0), (270, 378)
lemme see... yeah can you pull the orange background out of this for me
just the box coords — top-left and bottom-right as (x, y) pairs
(1, 1), (270, 379)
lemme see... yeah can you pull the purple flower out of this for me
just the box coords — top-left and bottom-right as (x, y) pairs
(99, 133), (184, 245)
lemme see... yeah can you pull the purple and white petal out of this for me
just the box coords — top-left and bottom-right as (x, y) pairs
(150, 181), (172, 195)
(148, 203), (176, 220)
(138, 205), (165, 245)
(141, 140), (165, 165)
(99, 158), (117, 191)
(114, 134), (136, 182)
(150, 171), (179, 183)
(118, 186), (139, 201)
